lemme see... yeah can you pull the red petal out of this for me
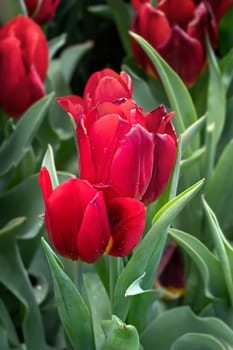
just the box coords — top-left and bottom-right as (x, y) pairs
(142, 134), (177, 205)
(107, 197), (146, 257)
(78, 191), (110, 263)
(110, 124), (154, 199)
(81, 114), (130, 184)
(39, 167), (53, 204)
(84, 68), (132, 110)
(158, 25), (204, 87)
(157, 0), (196, 28)
(56, 95), (84, 124)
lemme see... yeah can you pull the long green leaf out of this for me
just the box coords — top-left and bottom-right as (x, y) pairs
(171, 333), (226, 350)
(202, 197), (233, 306)
(0, 218), (48, 349)
(113, 179), (204, 320)
(42, 239), (94, 350)
(0, 0), (27, 23)
(169, 228), (227, 300)
(0, 93), (54, 175)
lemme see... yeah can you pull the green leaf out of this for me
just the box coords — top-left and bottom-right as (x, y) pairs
(0, 93), (54, 176)
(0, 172), (73, 240)
(0, 0), (27, 23)
(83, 273), (111, 350)
(180, 114), (206, 153)
(141, 306), (233, 349)
(129, 32), (198, 144)
(171, 333), (226, 350)
(0, 219), (47, 349)
(60, 41), (94, 83)
(113, 179), (204, 320)
(49, 33), (67, 60)
(42, 144), (59, 189)
(220, 48), (233, 91)
(106, 0), (131, 55)
(205, 139), (233, 236)
(42, 239), (94, 350)
(0, 298), (20, 347)
(203, 39), (226, 179)
(202, 197), (233, 306)
(102, 315), (140, 350)
(169, 228), (227, 300)
(125, 273), (161, 298)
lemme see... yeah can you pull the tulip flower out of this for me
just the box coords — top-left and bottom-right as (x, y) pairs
(57, 96), (177, 205)
(0, 15), (48, 118)
(156, 241), (185, 299)
(24, 0), (60, 24)
(39, 167), (146, 262)
(130, 1), (218, 86)
(83, 68), (133, 111)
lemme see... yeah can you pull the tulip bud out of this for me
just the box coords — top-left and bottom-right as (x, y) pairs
(24, 0), (60, 25)
(0, 15), (48, 118)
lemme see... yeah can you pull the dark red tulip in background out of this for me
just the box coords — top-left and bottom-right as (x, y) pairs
(24, 0), (60, 24)
(131, 0), (232, 86)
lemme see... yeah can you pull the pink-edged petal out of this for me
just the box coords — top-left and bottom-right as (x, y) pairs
(56, 95), (84, 124)
(39, 167), (53, 203)
(83, 114), (130, 183)
(78, 191), (110, 263)
(158, 25), (204, 87)
(142, 133), (177, 205)
(107, 197), (146, 257)
(110, 124), (154, 199)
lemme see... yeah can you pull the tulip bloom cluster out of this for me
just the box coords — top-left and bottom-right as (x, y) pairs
(40, 69), (177, 263)
(131, 0), (232, 86)
(24, 0), (60, 24)
(0, 15), (48, 118)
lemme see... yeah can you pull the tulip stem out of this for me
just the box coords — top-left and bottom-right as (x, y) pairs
(74, 260), (83, 292)
(109, 256), (123, 304)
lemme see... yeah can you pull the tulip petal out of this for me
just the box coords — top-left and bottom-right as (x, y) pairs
(107, 197), (146, 257)
(142, 133), (177, 205)
(78, 191), (110, 263)
(39, 167), (53, 204)
(110, 124), (154, 199)
(157, 0), (196, 28)
(80, 114), (130, 184)
(158, 25), (204, 87)
(84, 68), (132, 110)
(56, 95), (84, 124)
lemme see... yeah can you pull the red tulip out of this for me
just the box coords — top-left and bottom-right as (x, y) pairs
(24, 0), (60, 24)
(57, 96), (177, 205)
(0, 15), (48, 118)
(130, 1), (218, 86)
(83, 68), (133, 112)
(39, 167), (146, 262)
